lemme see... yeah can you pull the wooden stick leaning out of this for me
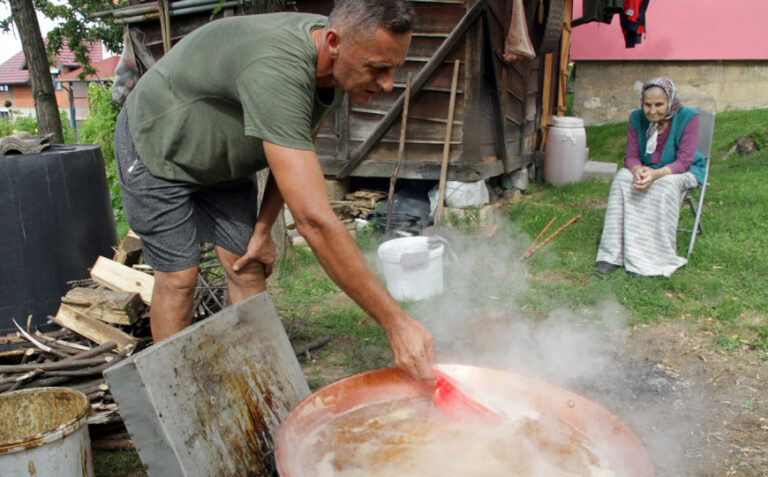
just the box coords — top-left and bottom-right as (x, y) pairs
(521, 214), (582, 261)
(385, 72), (413, 237)
(434, 59), (462, 231)
(523, 216), (557, 258)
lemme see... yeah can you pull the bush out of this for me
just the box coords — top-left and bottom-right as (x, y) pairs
(60, 110), (77, 144)
(14, 115), (38, 135)
(79, 83), (119, 165)
(0, 118), (14, 137)
(79, 83), (126, 236)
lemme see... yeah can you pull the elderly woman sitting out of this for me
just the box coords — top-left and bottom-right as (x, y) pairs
(595, 77), (707, 277)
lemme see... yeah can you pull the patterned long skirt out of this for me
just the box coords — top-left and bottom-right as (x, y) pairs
(596, 168), (698, 277)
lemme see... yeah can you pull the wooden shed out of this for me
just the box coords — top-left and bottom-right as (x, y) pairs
(106, 0), (571, 182)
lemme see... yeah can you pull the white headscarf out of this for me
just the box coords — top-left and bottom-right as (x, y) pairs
(642, 77), (683, 155)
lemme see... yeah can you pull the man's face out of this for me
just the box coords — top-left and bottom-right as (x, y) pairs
(332, 27), (411, 105)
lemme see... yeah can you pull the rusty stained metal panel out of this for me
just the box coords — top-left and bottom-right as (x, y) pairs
(105, 292), (309, 477)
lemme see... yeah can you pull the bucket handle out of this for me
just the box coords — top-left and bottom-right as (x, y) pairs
(427, 235), (458, 263)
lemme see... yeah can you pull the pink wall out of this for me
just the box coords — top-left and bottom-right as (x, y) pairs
(570, 0), (768, 60)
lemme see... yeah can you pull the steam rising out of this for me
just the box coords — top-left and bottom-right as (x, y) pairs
(381, 221), (710, 476)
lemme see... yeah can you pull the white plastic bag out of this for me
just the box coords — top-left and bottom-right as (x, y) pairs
(428, 180), (490, 217)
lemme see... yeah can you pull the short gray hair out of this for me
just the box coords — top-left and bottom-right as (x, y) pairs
(327, 0), (415, 41)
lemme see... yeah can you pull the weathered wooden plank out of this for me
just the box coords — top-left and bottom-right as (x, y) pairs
(61, 287), (144, 326)
(358, 89), (467, 126)
(395, 59), (466, 90)
(349, 115), (463, 143)
(411, 2), (468, 34)
(53, 304), (138, 352)
(480, 7), (509, 168)
(336, 0), (484, 178)
(334, 95), (349, 162)
(319, 156), (504, 182)
(90, 256), (154, 305)
(349, 108), (464, 127)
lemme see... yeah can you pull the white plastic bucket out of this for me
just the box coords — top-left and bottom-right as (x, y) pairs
(377, 236), (444, 301)
(0, 387), (94, 476)
(544, 116), (587, 185)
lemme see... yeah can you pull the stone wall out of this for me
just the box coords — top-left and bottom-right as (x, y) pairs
(572, 60), (768, 125)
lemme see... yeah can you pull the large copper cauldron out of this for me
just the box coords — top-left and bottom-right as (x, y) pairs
(275, 364), (654, 476)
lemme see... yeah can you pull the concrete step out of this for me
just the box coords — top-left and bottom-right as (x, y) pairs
(582, 160), (618, 182)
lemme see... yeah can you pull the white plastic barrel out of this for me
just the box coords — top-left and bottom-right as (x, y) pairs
(377, 236), (444, 301)
(544, 116), (588, 185)
(0, 387), (94, 476)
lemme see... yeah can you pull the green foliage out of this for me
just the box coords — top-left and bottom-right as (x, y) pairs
(1, 1), (124, 77)
(741, 397), (757, 412)
(444, 206), (482, 233)
(79, 83), (119, 164)
(14, 115), (38, 134)
(746, 129), (768, 151)
(59, 110), (77, 143)
(354, 220), (385, 253)
(0, 118), (15, 137)
(78, 82), (126, 236)
(37, 0), (125, 76)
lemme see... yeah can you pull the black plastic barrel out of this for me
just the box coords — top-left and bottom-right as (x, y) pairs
(0, 145), (117, 334)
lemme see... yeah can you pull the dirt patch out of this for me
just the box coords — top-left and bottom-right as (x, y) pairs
(620, 320), (768, 476)
(579, 198), (608, 209)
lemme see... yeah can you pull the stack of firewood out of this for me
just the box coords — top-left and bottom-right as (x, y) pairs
(330, 189), (386, 223)
(0, 231), (157, 426)
(0, 229), (331, 431)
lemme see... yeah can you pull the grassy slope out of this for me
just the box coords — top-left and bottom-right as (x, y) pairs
(512, 108), (768, 350)
(274, 108), (768, 360)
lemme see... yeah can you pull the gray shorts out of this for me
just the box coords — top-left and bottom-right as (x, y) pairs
(114, 108), (259, 272)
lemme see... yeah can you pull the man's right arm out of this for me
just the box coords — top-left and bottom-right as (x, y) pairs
(261, 140), (436, 382)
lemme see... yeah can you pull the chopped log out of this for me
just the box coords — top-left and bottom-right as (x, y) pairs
(62, 287), (144, 325)
(113, 230), (143, 266)
(90, 256), (154, 305)
(53, 304), (138, 352)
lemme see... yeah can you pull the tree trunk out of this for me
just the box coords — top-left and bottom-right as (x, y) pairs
(9, 0), (64, 143)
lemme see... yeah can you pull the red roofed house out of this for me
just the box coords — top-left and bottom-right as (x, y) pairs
(0, 41), (112, 126)
(56, 55), (120, 127)
(569, 0), (768, 124)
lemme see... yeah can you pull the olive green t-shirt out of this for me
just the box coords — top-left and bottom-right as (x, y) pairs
(125, 13), (343, 185)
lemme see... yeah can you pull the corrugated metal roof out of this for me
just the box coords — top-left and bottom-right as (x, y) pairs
(0, 41), (104, 85)
(58, 56), (119, 82)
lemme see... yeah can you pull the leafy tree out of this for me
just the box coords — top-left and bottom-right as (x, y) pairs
(1, 0), (123, 142)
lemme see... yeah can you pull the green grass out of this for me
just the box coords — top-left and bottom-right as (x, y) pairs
(272, 108), (768, 353)
(513, 108), (768, 348)
(273, 244), (390, 372)
(93, 449), (143, 476)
